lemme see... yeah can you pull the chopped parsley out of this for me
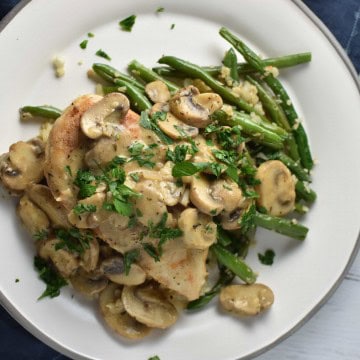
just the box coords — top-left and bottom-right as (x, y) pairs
(171, 161), (224, 178)
(73, 203), (97, 215)
(33, 229), (49, 241)
(15, 278), (20, 283)
(129, 172), (140, 182)
(142, 243), (160, 262)
(128, 142), (156, 168)
(74, 170), (97, 199)
(148, 356), (161, 360)
(166, 144), (191, 163)
(64, 165), (72, 176)
(239, 204), (256, 235)
(170, 24), (175, 30)
(34, 256), (67, 300)
(54, 228), (92, 254)
(258, 249), (275, 265)
(119, 15), (136, 32)
(156, 7), (165, 13)
(87, 32), (95, 38)
(95, 49), (111, 61)
(79, 39), (88, 49)
(123, 249), (140, 275)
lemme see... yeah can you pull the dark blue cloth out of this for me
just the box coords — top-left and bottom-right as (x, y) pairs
(0, 1), (359, 359)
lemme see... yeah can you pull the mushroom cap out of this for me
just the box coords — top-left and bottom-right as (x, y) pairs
(219, 283), (274, 316)
(38, 238), (79, 278)
(0, 139), (45, 193)
(169, 86), (223, 128)
(178, 208), (216, 250)
(157, 112), (199, 140)
(145, 81), (171, 103)
(121, 282), (178, 329)
(70, 268), (108, 297)
(17, 194), (50, 237)
(189, 175), (224, 216)
(255, 160), (296, 217)
(99, 283), (151, 339)
(101, 256), (146, 286)
(80, 92), (130, 139)
(26, 184), (71, 229)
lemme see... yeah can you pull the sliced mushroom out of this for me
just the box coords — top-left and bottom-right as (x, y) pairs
(122, 282), (178, 329)
(69, 268), (108, 297)
(219, 283), (274, 316)
(220, 198), (252, 231)
(99, 283), (151, 339)
(80, 238), (100, 272)
(191, 136), (219, 170)
(80, 93), (130, 139)
(133, 180), (168, 226)
(101, 256), (146, 286)
(68, 192), (106, 229)
(0, 138), (45, 193)
(38, 238), (79, 278)
(189, 175), (224, 216)
(27, 184), (71, 228)
(179, 188), (190, 207)
(255, 160), (296, 217)
(210, 179), (243, 213)
(169, 86), (223, 128)
(17, 194), (50, 238)
(145, 81), (170, 103)
(178, 208), (216, 250)
(157, 112), (199, 140)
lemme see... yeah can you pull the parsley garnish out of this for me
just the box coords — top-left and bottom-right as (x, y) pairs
(170, 24), (175, 30)
(148, 356), (161, 360)
(64, 165), (72, 177)
(128, 142), (155, 168)
(142, 243), (160, 262)
(95, 49), (111, 61)
(34, 256), (67, 300)
(74, 170), (97, 199)
(119, 15), (136, 32)
(166, 144), (190, 163)
(33, 229), (49, 241)
(15, 278), (20, 283)
(87, 32), (95, 38)
(140, 111), (173, 145)
(123, 249), (140, 275)
(156, 7), (165, 13)
(54, 228), (92, 254)
(129, 172), (140, 182)
(239, 204), (256, 234)
(147, 213), (183, 255)
(73, 203), (96, 215)
(79, 40), (88, 49)
(258, 249), (275, 265)
(172, 161), (224, 178)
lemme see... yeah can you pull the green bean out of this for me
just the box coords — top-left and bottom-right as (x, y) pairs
(211, 244), (257, 284)
(153, 52), (312, 78)
(295, 180), (317, 203)
(214, 110), (285, 150)
(219, 27), (313, 170)
(268, 151), (311, 182)
(93, 63), (145, 91)
(158, 56), (270, 122)
(222, 48), (239, 81)
(254, 211), (308, 241)
(128, 60), (179, 93)
(93, 66), (151, 112)
(101, 86), (125, 95)
(20, 105), (62, 120)
(245, 75), (290, 131)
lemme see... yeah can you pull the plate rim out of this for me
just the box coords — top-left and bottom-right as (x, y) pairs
(0, 1), (359, 359)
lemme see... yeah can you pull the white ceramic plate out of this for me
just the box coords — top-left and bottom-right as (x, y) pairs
(1, 1), (359, 359)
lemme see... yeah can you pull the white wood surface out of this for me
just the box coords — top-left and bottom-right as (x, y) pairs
(256, 251), (360, 360)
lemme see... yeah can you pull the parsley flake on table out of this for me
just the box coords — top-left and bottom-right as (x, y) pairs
(258, 249), (276, 265)
(156, 7), (165, 13)
(119, 15), (136, 32)
(79, 39), (88, 49)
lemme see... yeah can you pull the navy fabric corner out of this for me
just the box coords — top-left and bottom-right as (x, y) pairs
(0, 1), (359, 360)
